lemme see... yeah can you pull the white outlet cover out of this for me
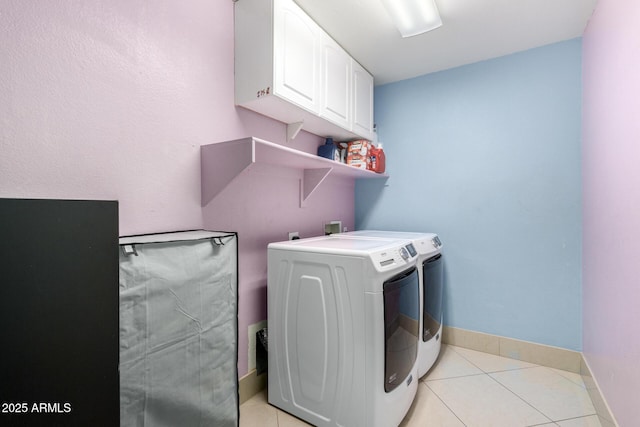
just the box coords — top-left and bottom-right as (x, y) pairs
(248, 320), (267, 371)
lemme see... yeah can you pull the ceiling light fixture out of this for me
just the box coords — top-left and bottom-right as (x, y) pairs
(380, 0), (442, 38)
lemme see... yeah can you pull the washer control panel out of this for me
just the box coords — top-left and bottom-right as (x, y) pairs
(374, 243), (417, 269)
(406, 243), (417, 257)
(399, 243), (417, 260)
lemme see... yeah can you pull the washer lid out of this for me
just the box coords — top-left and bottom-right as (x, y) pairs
(336, 230), (443, 254)
(340, 230), (436, 239)
(269, 235), (402, 253)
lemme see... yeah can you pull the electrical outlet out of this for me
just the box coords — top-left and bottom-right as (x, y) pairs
(288, 231), (299, 240)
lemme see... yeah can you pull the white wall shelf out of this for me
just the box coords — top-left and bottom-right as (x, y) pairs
(201, 137), (387, 207)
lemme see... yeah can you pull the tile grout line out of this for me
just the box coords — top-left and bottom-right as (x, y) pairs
(422, 381), (468, 427)
(422, 372), (487, 383)
(552, 413), (601, 424)
(448, 344), (542, 375)
(526, 422), (560, 427)
(542, 366), (589, 389)
(500, 365), (600, 421)
(484, 371), (556, 425)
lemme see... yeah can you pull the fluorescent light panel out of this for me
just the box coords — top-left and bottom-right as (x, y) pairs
(381, 0), (442, 38)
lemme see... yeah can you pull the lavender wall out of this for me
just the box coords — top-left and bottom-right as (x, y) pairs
(582, 0), (640, 425)
(0, 0), (353, 377)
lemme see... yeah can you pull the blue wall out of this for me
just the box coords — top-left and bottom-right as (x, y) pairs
(357, 39), (583, 350)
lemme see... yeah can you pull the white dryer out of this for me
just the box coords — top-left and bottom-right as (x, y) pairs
(268, 236), (420, 427)
(337, 230), (444, 378)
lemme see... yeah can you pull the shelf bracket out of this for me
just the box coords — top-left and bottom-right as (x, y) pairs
(201, 139), (254, 206)
(287, 122), (304, 142)
(300, 168), (332, 208)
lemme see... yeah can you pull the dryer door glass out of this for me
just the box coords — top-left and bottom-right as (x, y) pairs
(422, 254), (443, 342)
(383, 267), (419, 393)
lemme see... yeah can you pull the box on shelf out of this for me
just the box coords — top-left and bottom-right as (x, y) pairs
(346, 140), (370, 170)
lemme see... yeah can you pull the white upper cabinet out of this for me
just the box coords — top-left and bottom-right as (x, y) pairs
(273, 0), (321, 114)
(234, 0), (374, 141)
(320, 34), (351, 130)
(352, 60), (374, 139)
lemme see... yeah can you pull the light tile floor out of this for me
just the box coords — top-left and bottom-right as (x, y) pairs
(240, 344), (600, 427)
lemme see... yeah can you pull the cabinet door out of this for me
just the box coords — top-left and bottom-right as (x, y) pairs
(273, 0), (321, 114)
(352, 60), (374, 139)
(320, 34), (351, 130)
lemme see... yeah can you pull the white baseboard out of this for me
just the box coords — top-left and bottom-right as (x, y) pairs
(238, 369), (267, 405)
(442, 326), (582, 372)
(580, 355), (619, 426)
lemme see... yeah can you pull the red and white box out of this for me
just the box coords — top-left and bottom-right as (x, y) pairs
(346, 140), (371, 170)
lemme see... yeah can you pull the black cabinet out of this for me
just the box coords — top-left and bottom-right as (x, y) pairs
(0, 198), (119, 426)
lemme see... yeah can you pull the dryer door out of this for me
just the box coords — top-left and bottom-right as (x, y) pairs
(383, 267), (419, 393)
(422, 254), (443, 342)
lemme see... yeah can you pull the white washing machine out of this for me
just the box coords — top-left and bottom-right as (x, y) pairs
(268, 235), (420, 427)
(337, 231), (444, 378)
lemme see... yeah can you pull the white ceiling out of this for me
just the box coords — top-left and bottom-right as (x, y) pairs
(294, 0), (598, 85)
